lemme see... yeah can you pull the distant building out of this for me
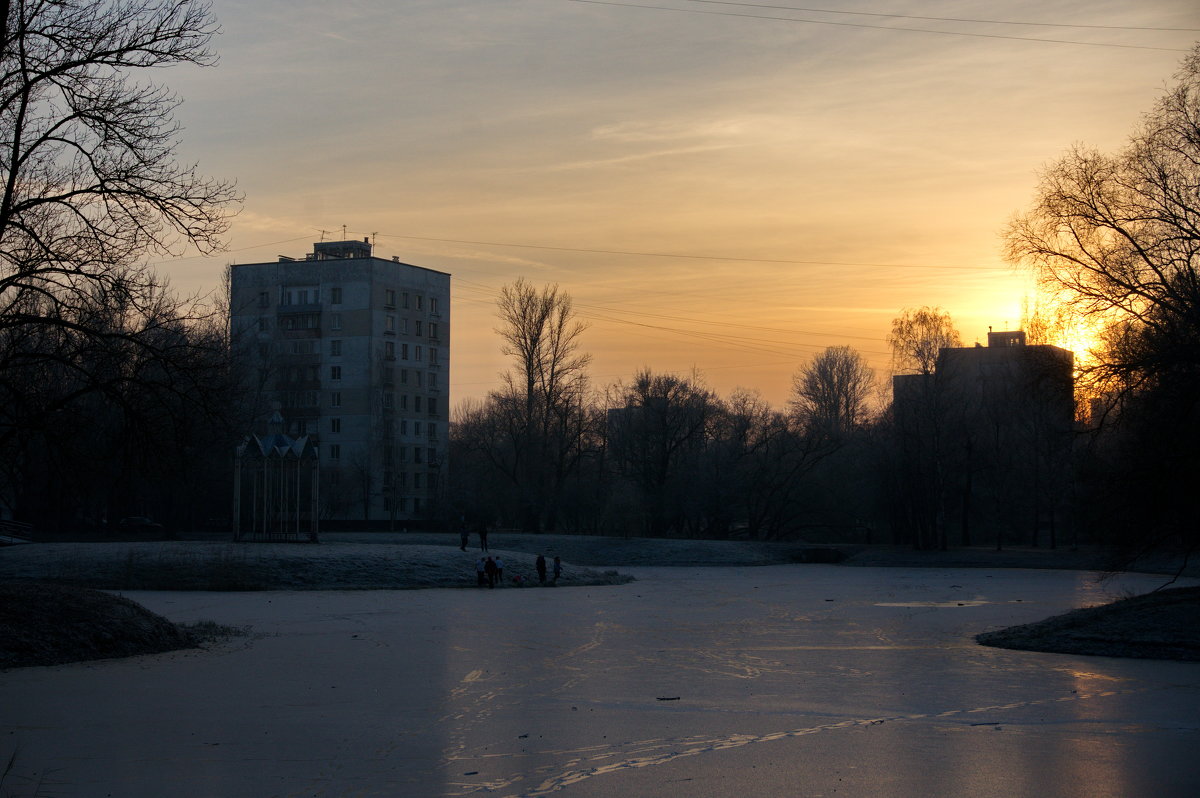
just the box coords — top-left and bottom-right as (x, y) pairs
(891, 330), (1074, 548)
(229, 239), (450, 523)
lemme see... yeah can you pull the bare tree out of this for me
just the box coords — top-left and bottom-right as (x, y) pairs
(789, 345), (875, 439)
(886, 307), (961, 550)
(608, 370), (721, 537)
(1005, 46), (1200, 394)
(0, 1), (240, 527)
(1005, 44), (1200, 555)
(887, 307), (961, 375)
(489, 278), (593, 531)
(0, 1), (238, 429)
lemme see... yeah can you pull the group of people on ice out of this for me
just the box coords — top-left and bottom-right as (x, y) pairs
(473, 552), (562, 588)
(459, 518), (563, 588)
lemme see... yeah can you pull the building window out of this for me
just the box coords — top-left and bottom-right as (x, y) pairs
(331, 392), (342, 408)
(382, 366), (394, 385)
(428, 398), (437, 415)
(400, 420), (408, 435)
(429, 347), (438, 364)
(385, 289), (396, 308)
(413, 473), (422, 489)
(429, 297), (438, 315)
(428, 422), (436, 439)
(258, 317), (269, 332)
(428, 322), (438, 339)
(415, 346), (423, 362)
(400, 394), (408, 411)
(307, 365), (319, 382)
(283, 286), (318, 306)
(258, 291), (269, 308)
(330, 444), (341, 460)
(330, 365), (341, 381)
(402, 318), (409, 335)
(385, 341), (395, 360)
(331, 418), (341, 434)
(402, 291), (409, 309)
(427, 447), (436, 465)
(330, 339), (342, 356)
(330, 286), (342, 305)
(416, 370), (423, 387)
(400, 343), (408, 360)
(415, 320), (422, 337)
(414, 447), (422, 464)
(398, 446), (407, 463)
(331, 313), (342, 330)
(428, 372), (436, 388)
(400, 369), (408, 384)
(414, 421), (422, 436)
(386, 315), (395, 333)
(416, 295), (423, 311)
(383, 392), (394, 409)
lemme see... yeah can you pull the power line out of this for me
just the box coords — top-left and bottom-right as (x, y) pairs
(566, 0), (1193, 52)
(453, 278), (890, 357)
(574, 300), (886, 343)
(683, 1), (1200, 33)
(145, 234), (317, 266)
(373, 231), (1004, 272)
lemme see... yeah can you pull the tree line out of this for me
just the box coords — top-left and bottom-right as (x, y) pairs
(449, 288), (1070, 549)
(1, 2), (1195, 558)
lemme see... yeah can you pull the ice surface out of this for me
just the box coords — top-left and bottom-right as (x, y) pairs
(2, 565), (1197, 797)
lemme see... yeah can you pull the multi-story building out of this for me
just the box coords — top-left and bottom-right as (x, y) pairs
(891, 329), (1074, 548)
(229, 239), (450, 523)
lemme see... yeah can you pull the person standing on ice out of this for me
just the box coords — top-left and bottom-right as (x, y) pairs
(535, 553), (547, 584)
(478, 520), (489, 552)
(475, 556), (486, 587)
(552, 556), (562, 584)
(494, 555), (504, 585)
(484, 556), (498, 588)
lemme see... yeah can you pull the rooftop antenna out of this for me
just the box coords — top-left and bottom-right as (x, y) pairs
(341, 224), (347, 240)
(319, 229), (328, 242)
(371, 231), (378, 246)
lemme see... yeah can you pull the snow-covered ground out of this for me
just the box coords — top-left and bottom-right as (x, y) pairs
(2, 564), (1197, 797)
(0, 538), (633, 590)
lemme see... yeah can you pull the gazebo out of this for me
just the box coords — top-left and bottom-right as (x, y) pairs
(233, 412), (319, 541)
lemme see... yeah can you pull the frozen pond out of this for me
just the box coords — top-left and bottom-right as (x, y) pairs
(3, 565), (1198, 797)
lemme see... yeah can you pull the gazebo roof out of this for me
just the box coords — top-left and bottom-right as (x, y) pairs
(237, 412), (319, 460)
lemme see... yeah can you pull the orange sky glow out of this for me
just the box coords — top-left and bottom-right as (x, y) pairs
(152, 0), (1200, 409)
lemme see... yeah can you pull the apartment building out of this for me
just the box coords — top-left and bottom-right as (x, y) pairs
(229, 239), (450, 522)
(891, 329), (1074, 547)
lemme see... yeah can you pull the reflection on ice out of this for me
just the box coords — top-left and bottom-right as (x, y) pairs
(874, 600), (991, 607)
(1, 564), (1196, 798)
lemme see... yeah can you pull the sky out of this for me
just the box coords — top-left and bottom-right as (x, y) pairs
(154, 0), (1200, 409)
